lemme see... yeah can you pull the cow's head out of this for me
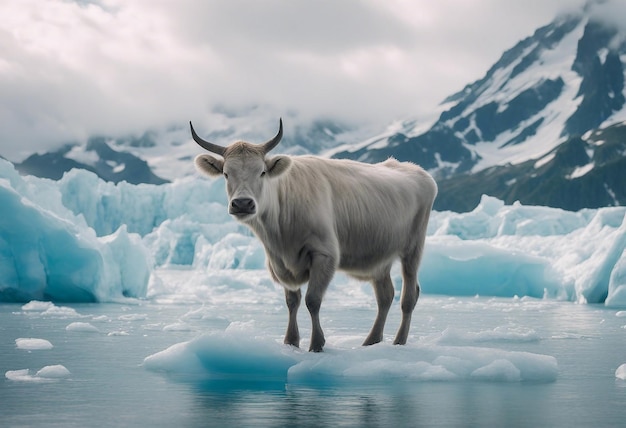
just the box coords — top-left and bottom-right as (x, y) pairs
(191, 119), (292, 221)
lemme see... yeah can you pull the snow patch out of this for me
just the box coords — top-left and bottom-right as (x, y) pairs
(534, 152), (555, 168)
(567, 162), (595, 179)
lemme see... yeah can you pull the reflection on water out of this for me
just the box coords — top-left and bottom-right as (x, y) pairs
(184, 381), (563, 427)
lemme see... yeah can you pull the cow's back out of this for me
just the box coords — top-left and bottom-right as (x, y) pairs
(282, 156), (436, 275)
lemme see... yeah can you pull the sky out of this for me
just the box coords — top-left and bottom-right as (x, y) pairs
(0, 0), (590, 161)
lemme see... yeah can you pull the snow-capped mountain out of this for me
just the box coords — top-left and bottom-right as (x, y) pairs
(9, 3), (626, 213)
(333, 3), (626, 212)
(12, 107), (363, 184)
(437, 122), (626, 211)
(15, 137), (169, 185)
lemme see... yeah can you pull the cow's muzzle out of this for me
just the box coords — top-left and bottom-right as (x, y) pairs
(229, 198), (256, 216)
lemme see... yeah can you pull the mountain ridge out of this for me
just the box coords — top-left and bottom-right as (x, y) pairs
(6, 2), (626, 213)
(332, 4), (625, 211)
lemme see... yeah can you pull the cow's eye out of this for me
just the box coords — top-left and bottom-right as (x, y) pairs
(223, 172), (228, 179)
(260, 171), (266, 178)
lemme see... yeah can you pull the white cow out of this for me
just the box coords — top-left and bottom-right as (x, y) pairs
(191, 119), (437, 352)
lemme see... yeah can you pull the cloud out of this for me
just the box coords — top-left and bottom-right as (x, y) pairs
(0, 0), (587, 160)
(586, 0), (626, 49)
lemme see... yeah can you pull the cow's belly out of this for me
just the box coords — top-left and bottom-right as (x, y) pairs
(265, 250), (311, 290)
(338, 248), (398, 280)
(337, 226), (406, 274)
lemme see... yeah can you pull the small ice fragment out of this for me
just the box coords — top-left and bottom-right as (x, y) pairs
(21, 301), (54, 311)
(36, 365), (71, 379)
(66, 322), (100, 333)
(5, 369), (34, 382)
(15, 338), (53, 350)
(118, 314), (148, 321)
(5, 365), (70, 382)
(616, 363), (626, 380)
(163, 322), (195, 332)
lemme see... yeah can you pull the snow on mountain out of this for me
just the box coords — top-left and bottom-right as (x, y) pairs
(11, 107), (366, 184)
(437, 122), (626, 211)
(15, 137), (169, 185)
(333, 3), (626, 212)
(6, 3), (625, 214)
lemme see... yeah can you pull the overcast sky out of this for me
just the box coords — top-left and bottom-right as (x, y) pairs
(0, 0), (589, 160)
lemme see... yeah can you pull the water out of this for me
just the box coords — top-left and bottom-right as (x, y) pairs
(1, 296), (625, 427)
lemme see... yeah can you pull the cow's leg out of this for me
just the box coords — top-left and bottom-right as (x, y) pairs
(394, 254), (420, 345)
(305, 253), (336, 352)
(363, 268), (394, 346)
(284, 288), (301, 347)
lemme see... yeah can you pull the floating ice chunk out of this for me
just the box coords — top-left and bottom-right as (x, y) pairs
(144, 332), (299, 381)
(163, 322), (195, 332)
(15, 338), (53, 350)
(5, 365), (70, 382)
(118, 313), (148, 321)
(66, 322), (100, 333)
(5, 369), (39, 382)
(144, 331), (558, 385)
(143, 341), (206, 374)
(41, 305), (83, 319)
(107, 330), (130, 336)
(36, 365), (71, 379)
(287, 344), (556, 384)
(21, 301), (54, 311)
(616, 311), (626, 318)
(616, 363), (626, 380)
(19, 301), (83, 318)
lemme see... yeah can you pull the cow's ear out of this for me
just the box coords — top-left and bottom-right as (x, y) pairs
(266, 155), (292, 178)
(195, 154), (224, 177)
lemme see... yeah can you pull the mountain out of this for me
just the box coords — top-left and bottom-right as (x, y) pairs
(8, 3), (625, 213)
(436, 121), (626, 211)
(332, 3), (626, 212)
(10, 107), (362, 184)
(15, 137), (169, 185)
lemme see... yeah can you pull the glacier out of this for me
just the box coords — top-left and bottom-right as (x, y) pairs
(0, 158), (625, 307)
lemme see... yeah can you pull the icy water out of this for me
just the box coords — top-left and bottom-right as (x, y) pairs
(1, 296), (625, 428)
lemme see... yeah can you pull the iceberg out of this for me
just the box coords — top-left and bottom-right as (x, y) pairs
(0, 159), (624, 306)
(143, 329), (558, 385)
(0, 160), (150, 302)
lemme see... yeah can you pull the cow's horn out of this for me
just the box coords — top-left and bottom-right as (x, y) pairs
(189, 121), (226, 156)
(262, 118), (283, 154)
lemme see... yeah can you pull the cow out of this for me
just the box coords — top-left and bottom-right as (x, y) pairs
(191, 119), (437, 352)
